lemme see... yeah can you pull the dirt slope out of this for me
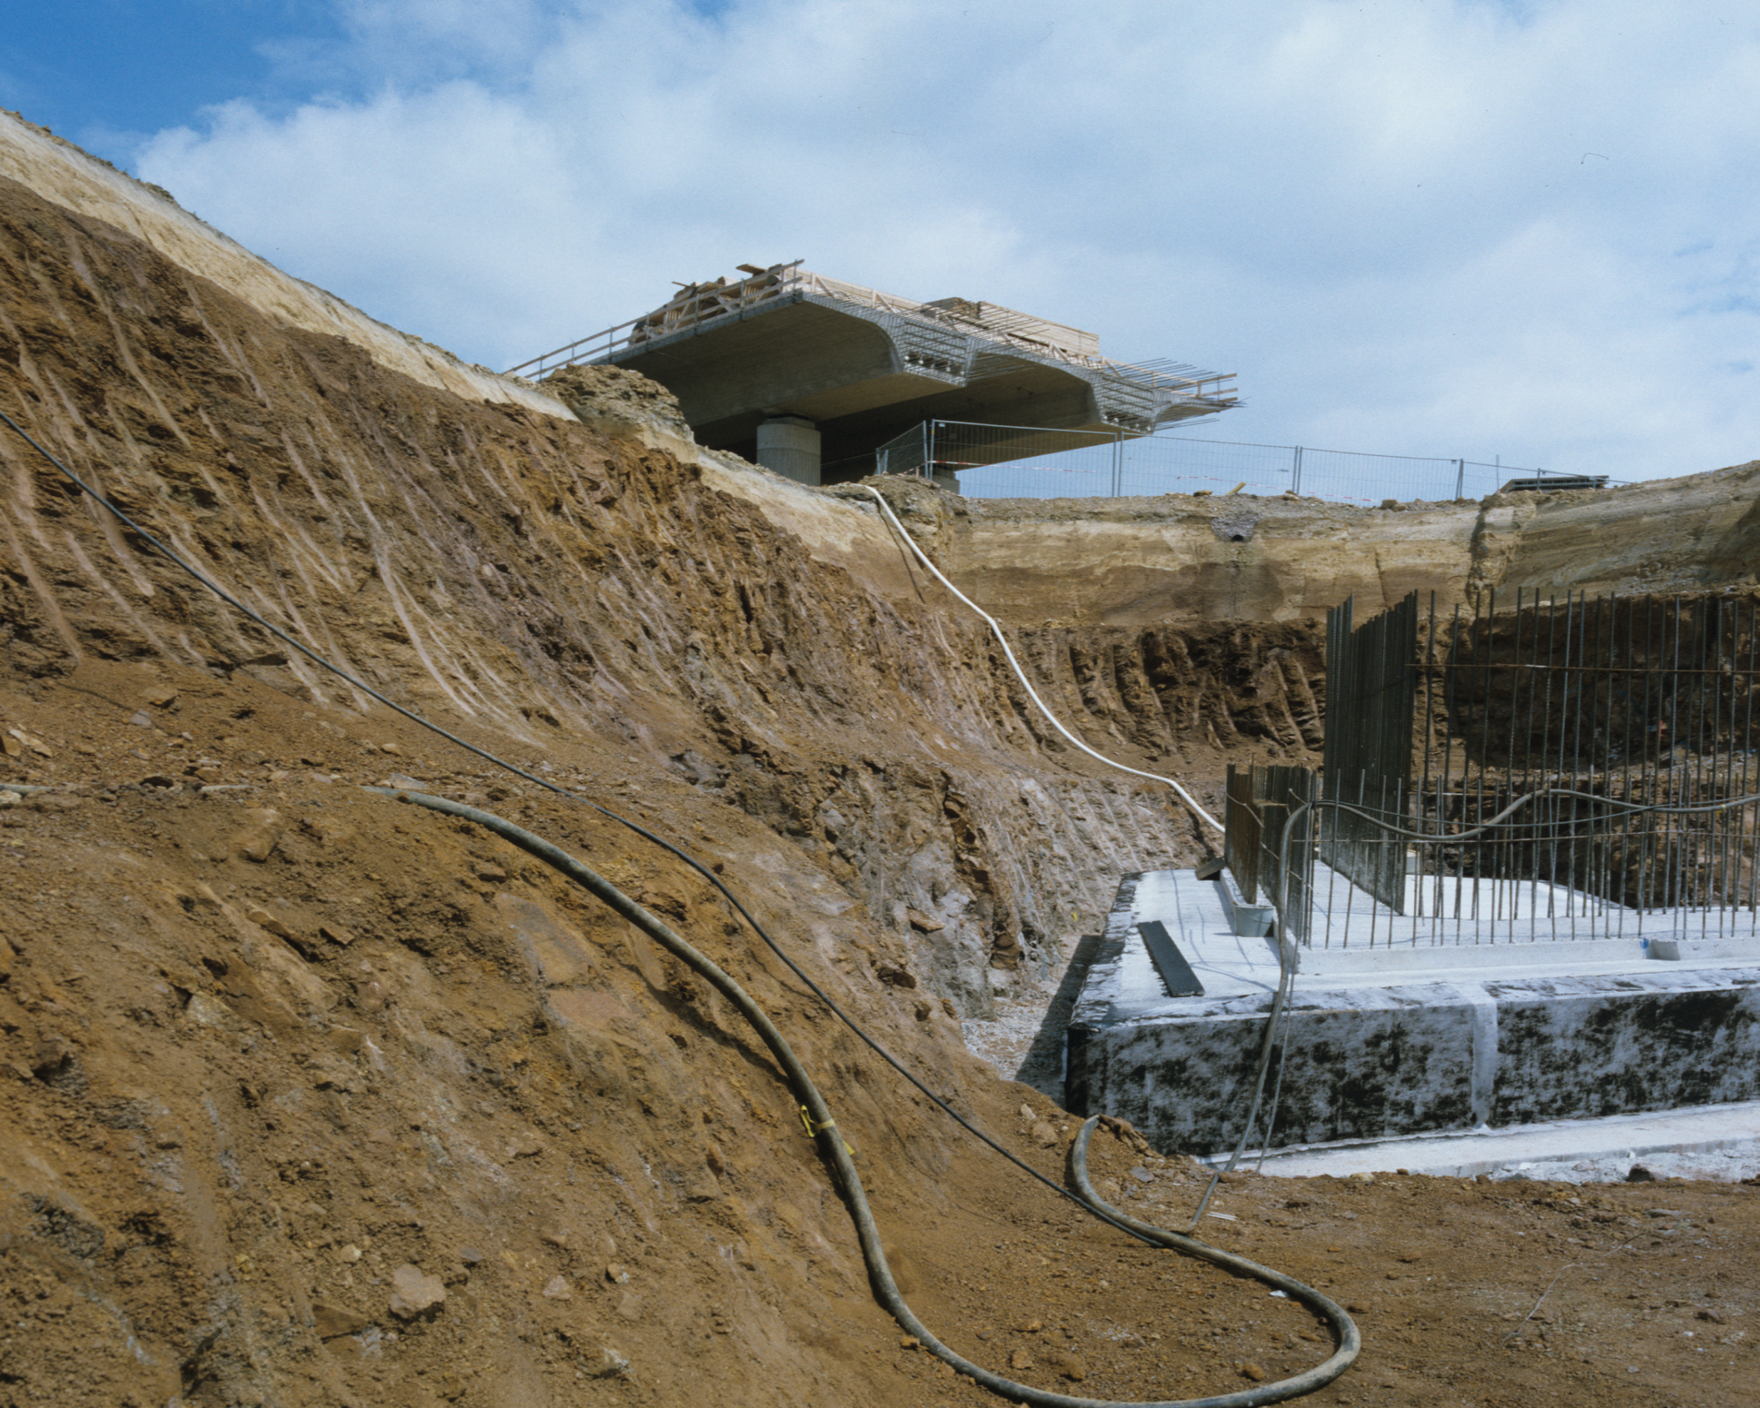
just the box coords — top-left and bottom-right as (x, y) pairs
(0, 152), (1334, 1014)
(2, 114), (1757, 1408)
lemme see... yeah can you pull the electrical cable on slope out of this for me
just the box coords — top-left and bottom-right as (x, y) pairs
(863, 485), (1224, 835)
(2, 405), (1361, 1399)
(366, 785), (1361, 1408)
(0, 405), (1131, 1235)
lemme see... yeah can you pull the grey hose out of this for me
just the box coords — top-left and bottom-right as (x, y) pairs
(1069, 1122), (1361, 1402)
(366, 787), (1358, 1407)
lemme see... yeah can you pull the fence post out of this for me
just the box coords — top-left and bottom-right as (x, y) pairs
(1292, 445), (1303, 496)
(926, 421), (936, 481)
(1112, 430), (1123, 498)
(1454, 458), (1464, 499)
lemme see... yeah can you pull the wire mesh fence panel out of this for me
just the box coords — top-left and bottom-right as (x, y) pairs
(875, 419), (1628, 505)
(1116, 436), (1296, 497)
(1294, 447), (1462, 504)
(1458, 462), (1508, 499)
(874, 423), (928, 477)
(934, 421), (1122, 498)
(957, 459), (1115, 498)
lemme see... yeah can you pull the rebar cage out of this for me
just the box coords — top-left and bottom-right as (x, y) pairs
(1227, 589), (1760, 949)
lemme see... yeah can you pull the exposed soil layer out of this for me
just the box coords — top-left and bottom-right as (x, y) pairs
(3, 663), (1757, 1408)
(0, 164), (1339, 1016)
(2, 115), (1757, 1408)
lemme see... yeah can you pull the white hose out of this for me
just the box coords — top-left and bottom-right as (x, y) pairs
(865, 486), (1223, 835)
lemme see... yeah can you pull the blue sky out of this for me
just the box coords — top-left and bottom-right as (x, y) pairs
(1, 3), (343, 143)
(4, 1), (1757, 484)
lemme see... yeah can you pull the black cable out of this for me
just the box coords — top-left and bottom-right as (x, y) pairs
(0, 405), (1155, 1239)
(375, 785), (1360, 1408)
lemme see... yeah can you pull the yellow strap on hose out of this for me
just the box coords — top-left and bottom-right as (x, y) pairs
(801, 1105), (853, 1154)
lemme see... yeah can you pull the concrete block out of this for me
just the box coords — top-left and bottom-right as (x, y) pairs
(1216, 867), (1275, 938)
(1066, 867), (1760, 1158)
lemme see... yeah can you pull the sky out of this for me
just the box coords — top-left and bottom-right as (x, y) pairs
(4, 0), (1757, 483)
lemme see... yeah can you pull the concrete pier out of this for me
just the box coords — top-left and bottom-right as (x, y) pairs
(1066, 869), (1760, 1158)
(756, 414), (821, 485)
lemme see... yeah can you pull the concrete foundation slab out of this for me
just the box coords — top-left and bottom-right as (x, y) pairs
(1066, 868), (1760, 1159)
(1243, 1098), (1760, 1182)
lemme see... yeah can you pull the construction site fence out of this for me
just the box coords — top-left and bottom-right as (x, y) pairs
(874, 419), (1623, 506)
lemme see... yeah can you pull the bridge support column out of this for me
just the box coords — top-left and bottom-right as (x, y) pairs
(756, 415), (821, 486)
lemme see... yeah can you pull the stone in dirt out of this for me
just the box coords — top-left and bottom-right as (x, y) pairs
(245, 905), (292, 938)
(388, 1264), (446, 1319)
(1042, 1348), (1086, 1381)
(587, 1344), (631, 1379)
(312, 1301), (369, 1339)
(905, 907), (944, 933)
(232, 808), (282, 863)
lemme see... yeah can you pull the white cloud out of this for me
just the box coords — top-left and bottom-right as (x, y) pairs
(133, 0), (1760, 481)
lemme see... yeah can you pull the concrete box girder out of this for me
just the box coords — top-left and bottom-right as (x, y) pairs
(543, 269), (1238, 481)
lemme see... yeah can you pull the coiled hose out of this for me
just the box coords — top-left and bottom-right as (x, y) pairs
(366, 786), (1360, 1407)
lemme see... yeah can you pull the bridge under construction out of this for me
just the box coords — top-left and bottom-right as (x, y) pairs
(508, 262), (1238, 485)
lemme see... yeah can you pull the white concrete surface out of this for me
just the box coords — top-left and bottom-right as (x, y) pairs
(1111, 869), (1760, 1010)
(1067, 867), (1760, 1154)
(1244, 1099), (1760, 1184)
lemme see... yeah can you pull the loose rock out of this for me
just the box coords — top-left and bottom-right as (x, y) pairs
(388, 1264), (446, 1319)
(1043, 1348), (1086, 1382)
(232, 808), (282, 863)
(312, 1301), (368, 1339)
(587, 1344), (631, 1379)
